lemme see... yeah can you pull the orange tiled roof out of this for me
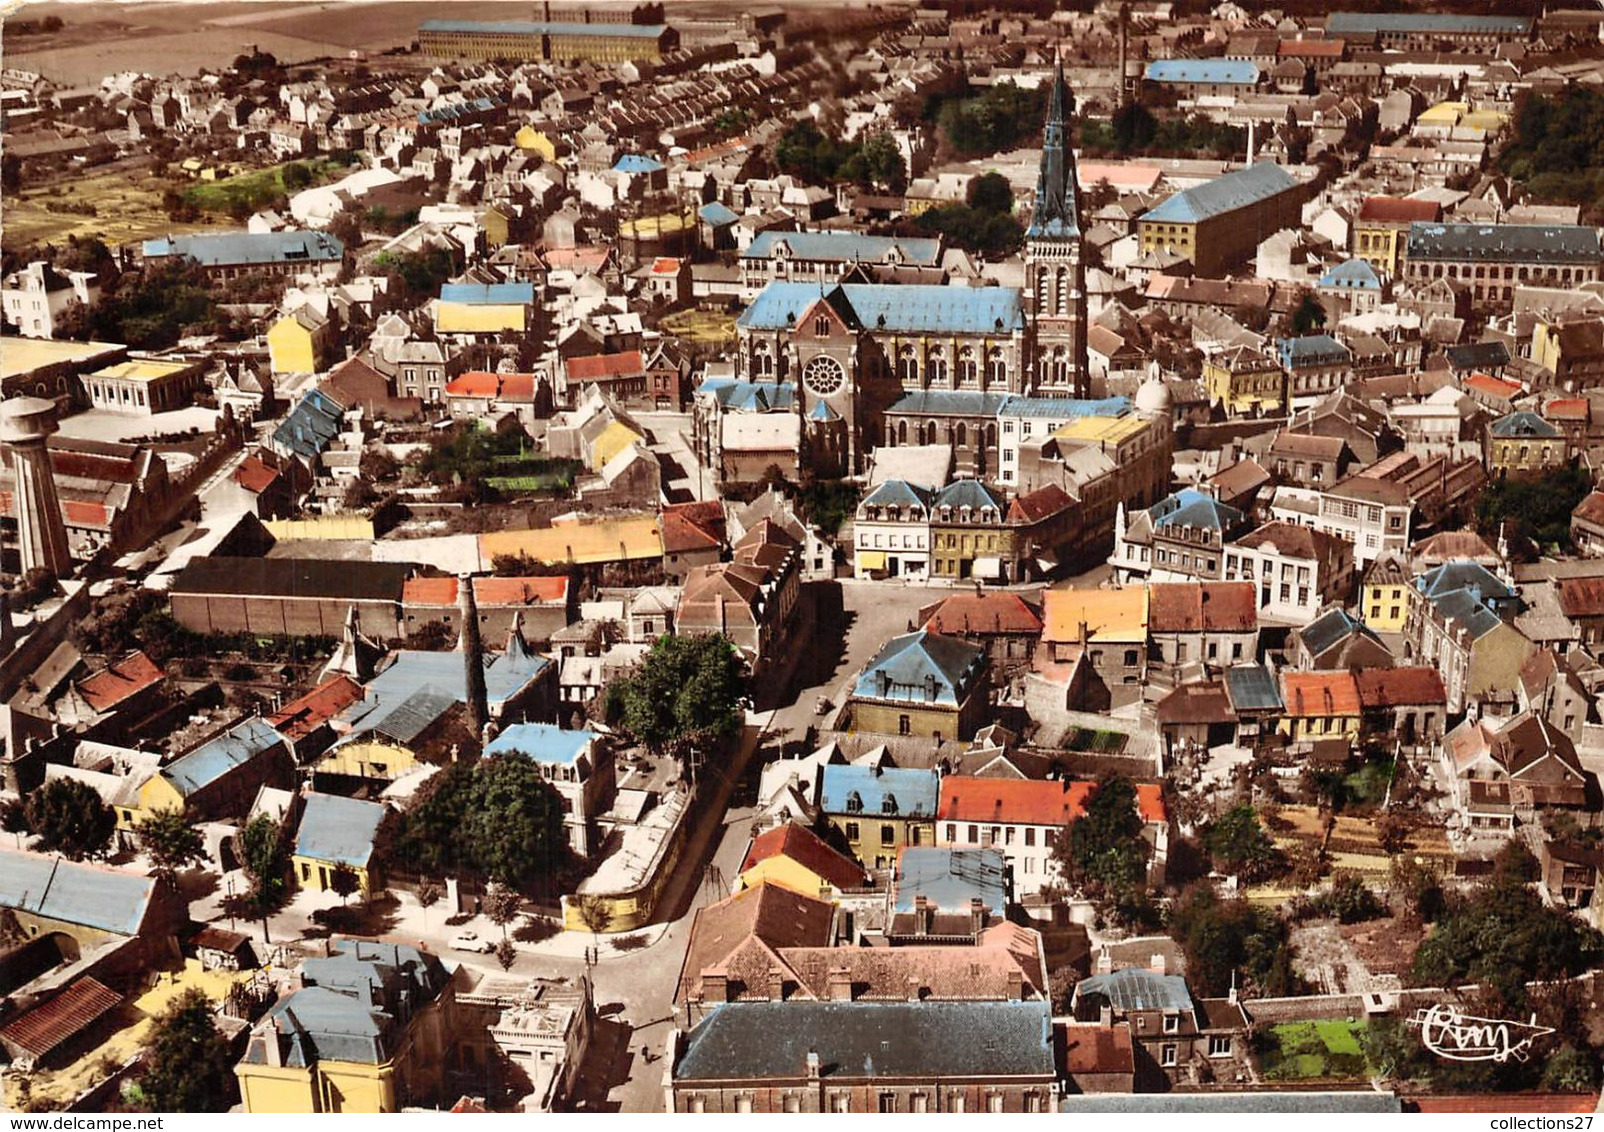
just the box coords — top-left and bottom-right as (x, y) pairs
(567, 350), (646, 381)
(937, 776), (1166, 826)
(76, 651), (162, 712)
(234, 455), (280, 495)
(923, 592), (1043, 636)
(1280, 670), (1362, 717)
(266, 674), (364, 741)
(741, 822), (867, 892)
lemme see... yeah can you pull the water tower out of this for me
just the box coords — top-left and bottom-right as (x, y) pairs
(0, 397), (72, 579)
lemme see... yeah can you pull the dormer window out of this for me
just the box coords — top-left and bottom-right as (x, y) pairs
(846, 791), (864, 814)
(882, 796), (899, 815)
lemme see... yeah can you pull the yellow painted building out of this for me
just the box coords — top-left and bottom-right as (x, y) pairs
(82, 356), (205, 415)
(820, 764), (939, 869)
(1362, 554), (1411, 632)
(1487, 411), (1566, 476)
(589, 419), (645, 471)
(479, 513), (663, 567)
(434, 301), (528, 334)
(314, 738), (419, 787)
(1278, 671), (1362, 743)
(266, 310), (334, 375)
(237, 939), (456, 1113)
(1204, 346), (1285, 417)
(263, 516), (376, 541)
(291, 793), (386, 897)
(514, 126), (558, 160)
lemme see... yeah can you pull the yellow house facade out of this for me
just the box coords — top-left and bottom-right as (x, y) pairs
(1204, 347), (1285, 417)
(1278, 671), (1362, 743)
(1362, 554), (1411, 633)
(267, 311), (333, 376)
(513, 125), (557, 160)
(291, 793), (387, 897)
(435, 302), (527, 334)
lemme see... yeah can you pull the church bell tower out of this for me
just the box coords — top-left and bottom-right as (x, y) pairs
(1024, 53), (1088, 397)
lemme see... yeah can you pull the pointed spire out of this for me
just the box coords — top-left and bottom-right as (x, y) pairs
(1027, 45), (1079, 240)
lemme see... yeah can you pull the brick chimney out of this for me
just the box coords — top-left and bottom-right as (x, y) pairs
(766, 967), (785, 1001)
(1006, 969), (1024, 1001)
(970, 896), (985, 935)
(827, 967), (852, 1001)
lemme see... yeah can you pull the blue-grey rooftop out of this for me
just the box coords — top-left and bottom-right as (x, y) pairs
(675, 1000), (1053, 1082)
(1075, 967), (1195, 1013)
(295, 793), (387, 869)
(820, 763), (939, 819)
(1144, 59), (1260, 85)
(1489, 410), (1562, 439)
(998, 394), (1131, 419)
(1405, 223), (1602, 264)
(743, 230), (942, 267)
(273, 386), (345, 460)
(614, 154), (666, 174)
(699, 377), (795, 413)
(143, 230), (343, 268)
(1299, 607), (1381, 659)
(1148, 489), (1244, 533)
(892, 846), (1008, 914)
(1319, 258), (1383, 290)
(851, 629), (987, 707)
(1278, 333), (1352, 369)
(1062, 1092), (1403, 1113)
(483, 722), (595, 766)
(162, 717), (286, 799)
(860, 479), (934, 511)
(738, 282), (1025, 335)
(439, 282), (533, 305)
(1326, 11), (1530, 36)
(0, 850), (155, 936)
(1143, 163), (1298, 226)
(1224, 664), (1282, 713)
(886, 390), (1013, 417)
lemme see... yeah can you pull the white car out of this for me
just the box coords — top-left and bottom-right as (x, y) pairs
(449, 931), (494, 953)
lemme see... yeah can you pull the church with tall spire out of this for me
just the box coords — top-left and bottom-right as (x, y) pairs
(1024, 52), (1088, 397)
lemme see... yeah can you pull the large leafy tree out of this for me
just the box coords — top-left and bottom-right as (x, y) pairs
(1204, 804), (1279, 882)
(24, 778), (115, 860)
(613, 633), (748, 762)
(1054, 775), (1150, 918)
(238, 813), (290, 915)
(136, 809), (207, 882)
(139, 988), (235, 1112)
(1167, 883), (1305, 999)
(391, 754), (565, 888)
(1411, 877), (1604, 1011)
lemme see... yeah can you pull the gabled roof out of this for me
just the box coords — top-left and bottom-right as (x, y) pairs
(161, 717), (286, 799)
(744, 230), (941, 267)
(1357, 196), (1440, 224)
(1076, 968), (1194, 1013)
(143, 230), (343, 267)
(1224, 664), (1282, 713)
(0, 850), (155, 936)
(483, 722), (596, 766)
(1147, 489), (1244, 534)
(1148, 582), (1257, 633)
(675, 882), (835, 1004)
(0, 978), (123, 1062)
(892, 846), (1008, 914)
(75, 650), (162, 712)
(1144, 59), (1260, 85)
(1156, 680), (1237, 725)
(861, 479), (933, 511)
(1281, 670), (1363, 717)
(1298, 606), (1382, 659)
(267, 674), (364, 742)
(1489, 410), (1561, 439)
(1143, 163), (1297, 225)
(1407, 223), (1601, 265)
(937, 776), (1165, 826)
(1355, 666), (1446, 708)
(740, 822), (868, 892)
(295, 793), (386, 868)
(922, 592), (1043, 636)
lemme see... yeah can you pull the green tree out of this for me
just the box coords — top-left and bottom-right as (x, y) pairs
(612, 633), (748, 764)
(1542, 1045), (1601, 1092)
(484, 880), (521, 939)
(935, 81), (1045, 158)
(1054, 774), (1151, 919)
(24, 778), (115, 860)
(1205, 804), (1278, 881)
(1475, 464), (1593, 557)
(391, 755), (566, 887)
(139, 988), (234, 1112)
(1410, 877), (1604, 1011)
(416, 877), (444, 928)
(238, 813), (291, 932)
(281, 161), (313, 191)
(136, 809), (207, 882)
(495, 937), (517, 971)
(1168, 883), (1305, 998)
(969, 171), (1014, 215)
(1110, 101), (1158, 152)
(1287, 290), (1327, 336)
(1319, 872), (1385, 924)
(329, 862), (361, 905)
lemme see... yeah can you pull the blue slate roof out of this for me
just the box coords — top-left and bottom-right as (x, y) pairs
(162, 717), (285, 799)
(744, 230), (942, 267)
(675, 1000), (1053, 1082)
(1144, 58), (1260, 85)
(886, 390), (1013, 416)
(861, 479), (934, 511)
(1320, 258), (1383, 289)
(892, 846), (1008, 914)
(1425, 587), (1503, 640)
(483, 722), (595, 766)
(698, 201), (739, 226)
(1299, 607), (1382, 659)
(699, 377), (795, 413)
(143, 230), (343, 268)
(738, 282), (1025, 335)
(614, 153), (666, 174)
(1326, 11), (1531, 35)
(295, 793), (386, 868)
(273, 385), (344, 460)
(1076, 967), (1195, 1013)
(808, 400), (841, 422)
(1225, 664), (1282, 713)
(998, 394), (1131, 419)
(1415, 560), (1513, 605)
(820, 763), (939, 819)
(419, 18), (667, 37)
(417, 97), (499, 125)
(851, 629), (987, 707)
(439, 282), (533, 305)
(1144, 163), (1298, 225)
(1444, 340), (1511, 371)
(933, 478), (1004, 514)
(245, 938), (449, 1068)
(339, 649), (549, 742)
(1147, 489), (1243, 533)
(0, 850), (155, 936)
(1277, 333), (1352, 369)
(1490, 410), (1562, 439)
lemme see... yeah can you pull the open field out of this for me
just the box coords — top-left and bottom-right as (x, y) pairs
(661, 308), (737, 346)
(3, 168), (212, 249)
(184, 157), (339, 211)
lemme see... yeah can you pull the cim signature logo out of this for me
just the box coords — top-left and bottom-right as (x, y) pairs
(1408, 1004), (1555, 1063)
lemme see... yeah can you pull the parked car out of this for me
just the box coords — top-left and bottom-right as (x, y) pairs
(449, 931), (494, 953)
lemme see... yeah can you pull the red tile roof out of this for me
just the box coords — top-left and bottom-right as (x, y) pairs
(401, 576), (458, 606)
(475, 575), (569, 606)
(1575, 490), (1604, 528)
(234, 455), (281, 495)
(651, 257), (683, 274)
(1355, 666), (1446, 708)
(675, 882), (835, 1004)
(741, 822), (868, 892)
(1147, 582), (1257, 633)
(266, 674), (364, 741)
(1279, 37), (1345, 57)
(1464, 373), (1522, 399)
(0, 977), (122, 1061)
(937, 776), (1166, 826)
(76, 650), (162, 712)
(1007, 483), (1075, 524)
(1061, 1021), (1135, 1076)
(1280, 670), (1362, 717)
(1358, 196), (1441, 224)
(1545, 398), (1589, 421)
(923, 592), (1043, 636)
(661, 509), (722, 553)
(1559, 576), (1604, 618)
(1155, 680), (1236, 725)
(566, 350), (646, 381)
(445, 370), (501, 397)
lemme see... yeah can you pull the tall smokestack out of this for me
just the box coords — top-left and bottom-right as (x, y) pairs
(458, 574), (489, 739)
(1118, 3), (1130, 109)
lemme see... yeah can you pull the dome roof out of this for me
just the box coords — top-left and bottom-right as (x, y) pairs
(1135, 376), (1174, 413)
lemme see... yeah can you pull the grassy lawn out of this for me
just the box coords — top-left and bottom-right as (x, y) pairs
(184, 158), (339, 213)
(1259, 1020), (1371, 1081)
(661, 308), (738, 346)
(4, 168), (208, 249)
(1065, 727), (1128, 753)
